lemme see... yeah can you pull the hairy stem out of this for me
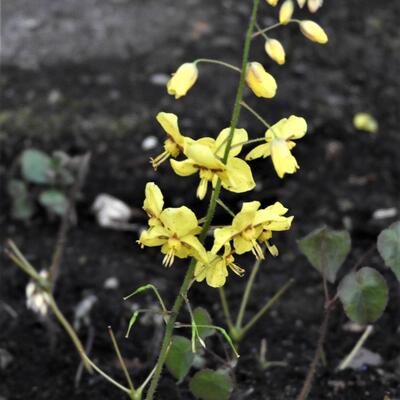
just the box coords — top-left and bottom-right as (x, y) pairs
(145, 1), (261, 397)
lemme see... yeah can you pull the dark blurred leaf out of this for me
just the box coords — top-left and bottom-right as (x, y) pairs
(166, 335), (194, 381)
(298, 226), (351, 283)
(377, 221), (400, 281)
(338, 267), (388, 324)
(7, 179), (35, 220)
(39, 190), (68, 216)
(20, 149), (53, 184)
(189, 369), (233, 400)
(193, 307), (215, 340)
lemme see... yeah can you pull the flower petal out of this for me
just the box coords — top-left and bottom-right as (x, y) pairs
(170, 159), (198, 176)
(281, 115), (307, 140)
(212, 226), (235, 254)
(271, 139), (299, 178)
(156, 112), (185, 146)
(181, 234), (208, 264)
(233, 235), (254, 255)
(185, 142), (225, 171)
(245, 143), (271, 160)
(232, 201), (260, 231)
(138, 226), (168, 247)
(160, 206), (199, 237)
(222, 157), (255, 193)
(143, 182), (164, 225)
(214, 128), (248, 158)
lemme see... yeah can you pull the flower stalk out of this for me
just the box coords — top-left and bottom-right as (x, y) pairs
(145, 0), (262, 398)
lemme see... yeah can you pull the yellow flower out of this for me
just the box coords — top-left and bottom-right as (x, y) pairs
(167, 63), (198, 99)
(246, 115), (307, 178)
(307, 0), (323, 13)
(279, 0), (294, 25)
(138, 206), (207, 267)
(266, 0), (279, 6)
(170, 128), (255, 200)
(353, 113), (378, 133)
(296, 0), (306, 7)
(245, 62), (277, 99)
(151, 112), (187, 169)
(265, 38), (286, 65)
(143, 182), (164, 226)
(194, 244), (244, 288)
(212, 201), (293, 260)
(300, 20), (328, 44)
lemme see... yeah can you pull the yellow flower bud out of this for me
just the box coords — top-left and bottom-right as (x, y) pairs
(167, 63), (198, 99)
(279, 0), (294, 25)
(245, 62), (277, 99)
(266, 0), (279, 6)
(353, 113), (378, 133)
(296, 0), (306, 8)
(265, 38), (286, 65)
(300, 20), (328, 44)
(308, 0), (323, 13)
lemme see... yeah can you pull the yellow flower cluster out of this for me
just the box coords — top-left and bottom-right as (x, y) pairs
(138, 0), (329, 288)
(138, 183), (293, 287)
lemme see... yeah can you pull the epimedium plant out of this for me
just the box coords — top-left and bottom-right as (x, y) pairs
(8, 0), (383, 399)
(7, 148), (89, 220)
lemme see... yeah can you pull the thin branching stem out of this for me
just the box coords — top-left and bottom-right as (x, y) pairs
(194, 58), (241, 73)
(145, 1), (261, 397)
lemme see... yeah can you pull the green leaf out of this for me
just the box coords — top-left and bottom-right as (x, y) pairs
(193, 307), (215, 340)
(166, 335), (194, 381)
(298, 226), (351, 283)
(377, 221), (400, 281)
(39, 190), (68, 216)
(189, 369), (233, 400)
(7, 179), (35, 220)
(338, 267), (388, 324)
(20, 149), (53, 184)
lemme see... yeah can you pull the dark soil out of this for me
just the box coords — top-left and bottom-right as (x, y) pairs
(1, 0), (400, 399)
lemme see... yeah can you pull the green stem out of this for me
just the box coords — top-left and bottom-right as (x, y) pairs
(194, 58), (241, 73)
(146, 1), (261, 397)
(219, 287), (234, 331)
(108, 326), (136, 397)
(240, 100), (272, 128)
(252, 22), (282, 39)
(235, 258), (262, 331)
(240, 279), (294, 339)
(217, 199), (235, 218)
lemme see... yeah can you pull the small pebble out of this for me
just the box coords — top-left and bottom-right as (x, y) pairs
(103, 277), (119, 290)
(372, 207), (397, 220)
(142, 136), (158, 150)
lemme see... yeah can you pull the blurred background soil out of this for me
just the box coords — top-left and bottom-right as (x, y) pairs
(1, 0), (400, 399)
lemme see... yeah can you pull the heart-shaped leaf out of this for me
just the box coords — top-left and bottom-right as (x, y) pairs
(193, 307), (215, 340)
(20, 149), (53, 184)
(189, 369), (233, 400)
(298, 226), (351, 283)
(166, 335), (194, 381)
(39, 190), (68, 216)
(377, 221), (400, 281)
(338, 267), (388, 324)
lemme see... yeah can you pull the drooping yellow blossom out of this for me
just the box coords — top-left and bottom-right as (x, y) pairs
(138, 206), (207, 267)
(307, 0), (323, 13)
(265, 38), (286, 65)
(266, 0), (279, 6)
(245, 62), (277, 99)
(212, 201), (293, 260)
(194, 244), (245, 288)
(353, 113), (378, 133)
(299, 20), (328, 44)
(151, 112), (187, 169)
(279, 0), (294, 25)
(143, 182), (164, 226)
(246, 115), (307, 178)
(170, 128), (255, 200)
(167, 63), (198, 99)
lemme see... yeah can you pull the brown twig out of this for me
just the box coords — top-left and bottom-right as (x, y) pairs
(296, 304), (333, 400)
